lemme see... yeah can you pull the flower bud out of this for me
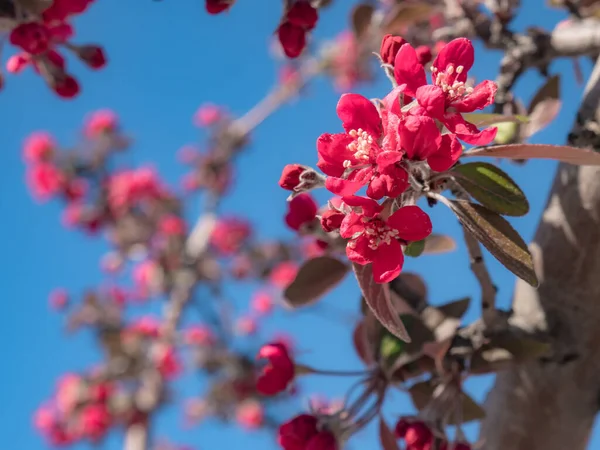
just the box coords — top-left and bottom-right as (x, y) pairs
(75, 45), (107, 69)
(278, 22), (306, 59)
(256, 342), (295, 395)
(320, 209), (344, 232)
(285, 193), (318, 231)
(415, 45), (432, 65)
(286, 1), (318, 30)
(380, 34), (407, 65)
(279, 164), (306, 190)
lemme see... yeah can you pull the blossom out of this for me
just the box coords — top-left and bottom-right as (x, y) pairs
(79, 404), (111, 441)
(278, 415), (337, 450)
(106, 167), (164, 215)
(53, 75), (81, 98)
(194, 103), (224, 127)
(154, 346), (182, 379)
(251, 291), (274, 315)
(129, 316), (161, 337)
(159, 214), (187, 236)
(75, 45), (107, 69)
(317, 93), (408, 199)
(380, 34), (407, 65)
(6, 53), (30, 73)
(256, 342), (295, 395)
(10, 22), (51, 55)
(403, 421), (432, 448)
(394, 38), (497, 146)
(49, 288), (69, 310)
(23, 132), (55, 163)
(205, 0), (233, 14)
(270, 261), (298, 288)
(26, 163), (64, 201)
(279, 164), (306, 191)
(236, 316), (258, 335)
(236, 400), (264, 429)
(278, 1), (318, 58)
(184, 325), (215, 346)
(56, 373), (83, 414)
(210, 217), (252, 255)
(285, 193), (318, 231)
(84, 109), (118, 137)
(340, 196), (432, 283)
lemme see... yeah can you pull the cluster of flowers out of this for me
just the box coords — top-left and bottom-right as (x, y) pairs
(6, 0), (106, 97)
(280, 36), (498, 283)
(34, 374), (115, 446)
(205, 0), (319, 59)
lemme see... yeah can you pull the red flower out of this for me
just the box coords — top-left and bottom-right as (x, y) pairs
(279, 164), (306, 191)
(285, 193), (318, 231)
(23, 132), (55, 163)
(380, 34), (407, 65)
(236, 400), (264, 429)
(394, 38), (497, 146)
(404, 421), (432, 448)
(84, 109), (118, 137)
(317, 94), (408, 199)
(194, 103), (224, 127)
(278, 414), (318, 450)
(256, 342), (295, 395)
(415, 45), (432, 65)
(184, 325), (215, 346)
(155, 346), (181, 379)
(278, 1), (318, 59)
(53, 74), (80, 98)
(159, 214), (187, 236)
(26, 163), (64, 201)
(79, 404), (111, 441)
(251, 291), (274, 315)
(205, 0), (233, 14)
(76, 45), (107, 69)
(270, 261), (298, 288)
(340, 196), (432, 283)
(129, 316), (161, 337)
(6, 53), (30, 73)
(10, 22), (50, 55)
(210, 217), (252, 255)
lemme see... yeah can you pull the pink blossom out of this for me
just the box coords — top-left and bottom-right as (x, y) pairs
(84, 109), (118, 137)
(270, 261), (298, 288)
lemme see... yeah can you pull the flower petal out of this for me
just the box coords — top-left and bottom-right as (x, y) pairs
(336, 93), (381, 137)
(376, 151), (404, 170)
(451, 80), (497, 113)
(316, 133), (353, 177)
(346, 235), (376, 265)
(399, 115), (441, 160)
(443, 113), (497, 145)
(340, 211), (365, 238)
(367, 166), (408, 200)
(427, 134), (462, 172)
(341, 195), (382, 217)
(394, 44), (427, 97)
(416, 85), (446, 119)
(372, 240), (404, 283)
(387, 205), (432, 241)
(433, 38), (474, 82)
(325, 167), (373, 196)
(382, 85), (406, 115)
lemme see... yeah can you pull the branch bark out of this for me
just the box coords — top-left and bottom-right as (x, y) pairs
(479, 55), (600, 450)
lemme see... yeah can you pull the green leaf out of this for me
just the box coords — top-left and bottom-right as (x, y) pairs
(353, 263), (412, 342)
(462, 113), (528, 128)
(284, 256), (348, 308)
(452, 162), (529, 216)
(464, 143), (600, 165)
(380, 331), (406, 362)
(404, 239), (425, 257)
(443, 200), (538, 286)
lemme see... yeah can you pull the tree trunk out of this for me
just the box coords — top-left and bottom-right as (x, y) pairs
(480, 57), (600, 450)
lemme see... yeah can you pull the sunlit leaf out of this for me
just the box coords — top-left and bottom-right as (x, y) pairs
(405, 239), (425, 257)
(462, 113), (528, 128)
(442, 199), (538, 286)
(452, 162), (529, 216)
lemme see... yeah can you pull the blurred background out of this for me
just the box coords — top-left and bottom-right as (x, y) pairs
(1, 0), (599, 448)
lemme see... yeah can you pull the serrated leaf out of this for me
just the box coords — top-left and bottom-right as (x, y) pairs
(408, 380), (435, 411)
(350, 3), (374, 38)
(379, 417), (401, 450)
(462, 113), (529, 127)
(437, 297), (471, 319)
(405, 239), (425, 257)
(284, 256), (348, 308)
(382, 3), (435, 33)
(452, 162), (529, 216)
(443, 200), (538, 286)
(353, 263), (411, 342)
(423, 234), (457, 254)
(464, 143), (600, 165)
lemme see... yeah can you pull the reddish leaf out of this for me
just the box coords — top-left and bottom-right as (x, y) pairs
(379, 417), (401, 450)
(284, 256), (349, 308)
(353, 263), (411, 342)
(464, 144), (600, 165)
(352, 319), (376, 365)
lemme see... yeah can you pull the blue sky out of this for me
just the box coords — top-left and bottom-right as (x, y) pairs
(1, 0), (598, 449)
